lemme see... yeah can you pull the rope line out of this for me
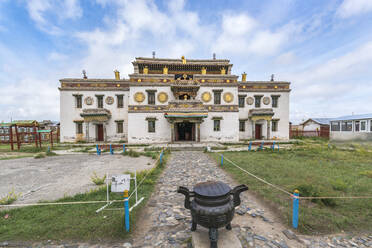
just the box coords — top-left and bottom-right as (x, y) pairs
(221, 155), (293, 196)
(220, 154), (372, 200)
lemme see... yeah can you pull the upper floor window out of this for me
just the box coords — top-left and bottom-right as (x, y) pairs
(239, 120), (245, 131)
(331, 122), (340, 131)
(147, 90), (156, 105)
(96, 95), (104, 108)
(254, 95), (262, 108)
(271, 95), (280, 108)
(238, 96), (245, 108)
(74, 95), (82, 108)
(117, 95), (124, 108)
(213, 91), (222, 105)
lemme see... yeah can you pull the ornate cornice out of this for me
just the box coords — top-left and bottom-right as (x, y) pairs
(128, 104), (239, 113)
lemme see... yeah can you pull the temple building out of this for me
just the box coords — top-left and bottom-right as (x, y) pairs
(59, 56), (291, 143)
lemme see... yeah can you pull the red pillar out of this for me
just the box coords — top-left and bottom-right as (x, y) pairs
(34, 125), (38, 148)
(9, 125), (14, 151)
(14, 125), (20, 150)
(50, 130), (53, 147)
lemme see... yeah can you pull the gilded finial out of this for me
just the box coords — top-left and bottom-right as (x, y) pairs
(143, 66), (148, 74)
(181, 56), (186, 64)
(184, 95), (188, 100)
(114, 70), (120, 80)
(163, 66), (168, 74)
(221, 67), (226, 75)
(201, 67), (206, 75)
(242, 72), (247, 82)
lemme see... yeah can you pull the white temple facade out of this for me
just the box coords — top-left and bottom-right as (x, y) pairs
(59, 56), (291, 143)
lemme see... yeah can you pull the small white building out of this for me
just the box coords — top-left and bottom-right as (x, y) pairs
(59, 56), (291, 143)
(301, 118), (332, 131)
(330, 114), (372, 141)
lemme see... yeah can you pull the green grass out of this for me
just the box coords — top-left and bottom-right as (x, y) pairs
(0, 150), (169, 242)
(210, 141), (372, 234)
(91, 172), (107, 185)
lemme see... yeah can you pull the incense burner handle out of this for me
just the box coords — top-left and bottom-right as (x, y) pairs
(177, 186), (194, 209)
(231, 184), (248, 207)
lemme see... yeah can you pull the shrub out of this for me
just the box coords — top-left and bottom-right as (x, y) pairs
(46, 150), (58, 156)
(0, 190), (20, 205)
(330, 179), (348, 192)
(34, 153), (45, 159)
(359, 170), (372, 178)
(91, 172), (106, 185)
(296, 184), (337, 207)
(122, 149), (140, 157)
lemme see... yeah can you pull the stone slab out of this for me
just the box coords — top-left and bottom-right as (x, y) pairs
(192, 227), (242, 248)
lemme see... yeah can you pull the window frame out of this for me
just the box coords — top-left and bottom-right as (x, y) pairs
(76, 122), (83, 134)
(116, 121), (124, 133)
(271, 95), (280, 108)
(148, 120), (156, 133)
(239, 120), (245, 132)
(331, 121), (340, 131)
(355, 121), (360, 132)
(238, 96), (245, 108)
(213, 120), (221, 132)
(74, 95), (82, 108)
(117, 95), (124, 108)
(272, 120), (278, 132)
(360, 120), (366, 132)
(254, 95), (262, 108)
(148, 92), (155, 105)
(214, 92), (221, 105)
(96, 95), (104, 108)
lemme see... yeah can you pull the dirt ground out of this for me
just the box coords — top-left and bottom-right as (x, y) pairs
(0, 154), (155, 205)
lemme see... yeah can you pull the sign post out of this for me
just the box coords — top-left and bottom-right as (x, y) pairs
(124, 190), (129, 232)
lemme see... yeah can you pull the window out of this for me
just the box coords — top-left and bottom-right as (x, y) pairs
(75, 95), (82, 108)
(370, 120), (372, 132)
(117, 95), (124, 108)
(238, 96), (245, 108)
(213, 120), (220, 131)
(214, 92), (221, 105)
(116, 121), (123, 133)
(148, 92), (155, 105)
(355, 121), (360, 132)
(76, 122), (83, 134)
(361, 121), (366, 131)
(96, 95), (104, 108)
(331, 122), (340, 131)
(271, 95), (280, 108)
(272, 120), (278, 132)
(239, 120), (245, 131)
(341, 121), (352, 131)
(254, 95), (262, 108)
(148, 120), (155, 133)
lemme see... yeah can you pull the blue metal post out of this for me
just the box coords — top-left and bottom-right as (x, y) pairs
(277, 143), (280, 152)
(160, 152), (163, 165)
(248, 141), (252, 151)
(123, 144), (126, 153)
(96, 144), (99, 155)
(272, 141), (275, 151)
(292, 190), (299, 229)
(47, 146), (50, 153)
(124, 190), (130, 232)
(259, 141), (264, 151)
(221, 154), (223, 166)
(110, 144), (113, 155)
(98, 148), (101, 155)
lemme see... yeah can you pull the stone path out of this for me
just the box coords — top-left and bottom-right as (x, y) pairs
(131, 151), (372, 248)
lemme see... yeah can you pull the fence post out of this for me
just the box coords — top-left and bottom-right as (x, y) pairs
(123, 144), (126, 153)
(221, 154), (223, 166)
(272, 141), (275, 151)
(259, 141), (264, 151)
(277, 143), (280, 152)
(160, 151), (163, 165)
(248, 141), (252, 151)
(47, 146), (50, 153)
(110, 144), (113, 155)
(124, 190), (130, 232)
(292, 189), (299, 229)
(96, 144), (99, 155)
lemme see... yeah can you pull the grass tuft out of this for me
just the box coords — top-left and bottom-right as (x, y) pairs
(90, 172), (107, 185)
(0, 190), (20, 205)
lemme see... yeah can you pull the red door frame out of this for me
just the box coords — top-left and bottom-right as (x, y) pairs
(96, 124), (104, 141)
(255, 124), (262, 139)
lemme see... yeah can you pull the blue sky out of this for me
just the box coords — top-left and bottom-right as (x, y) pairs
(0, 0), (372, 124)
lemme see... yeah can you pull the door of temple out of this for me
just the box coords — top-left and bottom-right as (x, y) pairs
(255, 124), (261, 140)
(176, 122), (195, 141)
(96, 124), (104, 141)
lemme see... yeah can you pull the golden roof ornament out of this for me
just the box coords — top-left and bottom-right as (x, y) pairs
(143, 66), (148, 74)
(163, 66), (168, 74)
(201, 67), (206, 75)
(221, 67), (226, 75)
(242, 72), (247, 82)
(181, 56), (186, 64)
(114, 70), (120, 80)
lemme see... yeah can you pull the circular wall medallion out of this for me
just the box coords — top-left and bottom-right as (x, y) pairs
(263, 96), (270, 105)
(157, 92), (168, 103)
(246, 97), (254, 105)
(84, 96), (93, 105)
(201, 92), (211, 103)
(134, 92), (145, 103)
(223, 92), (234, 103)
(105, 96), (114, 105)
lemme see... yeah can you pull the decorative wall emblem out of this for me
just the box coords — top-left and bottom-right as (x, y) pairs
(157, 92), (168, 103)
(84, 96), (93, 105)
(134, 92), (145, 103)
(223, 92), (234, 103)
(263, 97), (271, 105)
(246, 97), (254, 105)
(201, 92), (211, 103)
(105, 96), (114, 105)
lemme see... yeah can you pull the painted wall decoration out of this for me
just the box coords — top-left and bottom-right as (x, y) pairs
(201, 92), (211, 103)
(105, 96), (114, 105)
(157, 92), (168, 103)
(85, 96), (93, 105)
(263, 97), (271, 105)
(134, 92), (145, 103)
(223, 92), (234, 103)
(246, 97), (254, 105)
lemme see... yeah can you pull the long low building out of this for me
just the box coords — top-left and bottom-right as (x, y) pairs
(330, 113), (372, 141)
(59, 56), (291, 143)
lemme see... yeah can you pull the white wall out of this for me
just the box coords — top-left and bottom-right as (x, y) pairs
(303, 121), (321, 131)
(60, 90), (128, 142)
(200, 112), (239, 142)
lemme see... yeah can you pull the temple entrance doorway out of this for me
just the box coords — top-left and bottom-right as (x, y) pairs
(96, 124), (104, 141)
(255, 124), (262, 140)
(175, 122), (195, 141)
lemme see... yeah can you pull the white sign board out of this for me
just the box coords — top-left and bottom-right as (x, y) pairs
(111, 174), (131, 192)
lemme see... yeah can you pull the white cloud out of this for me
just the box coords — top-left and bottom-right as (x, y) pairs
(336, 0), (372, 18)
